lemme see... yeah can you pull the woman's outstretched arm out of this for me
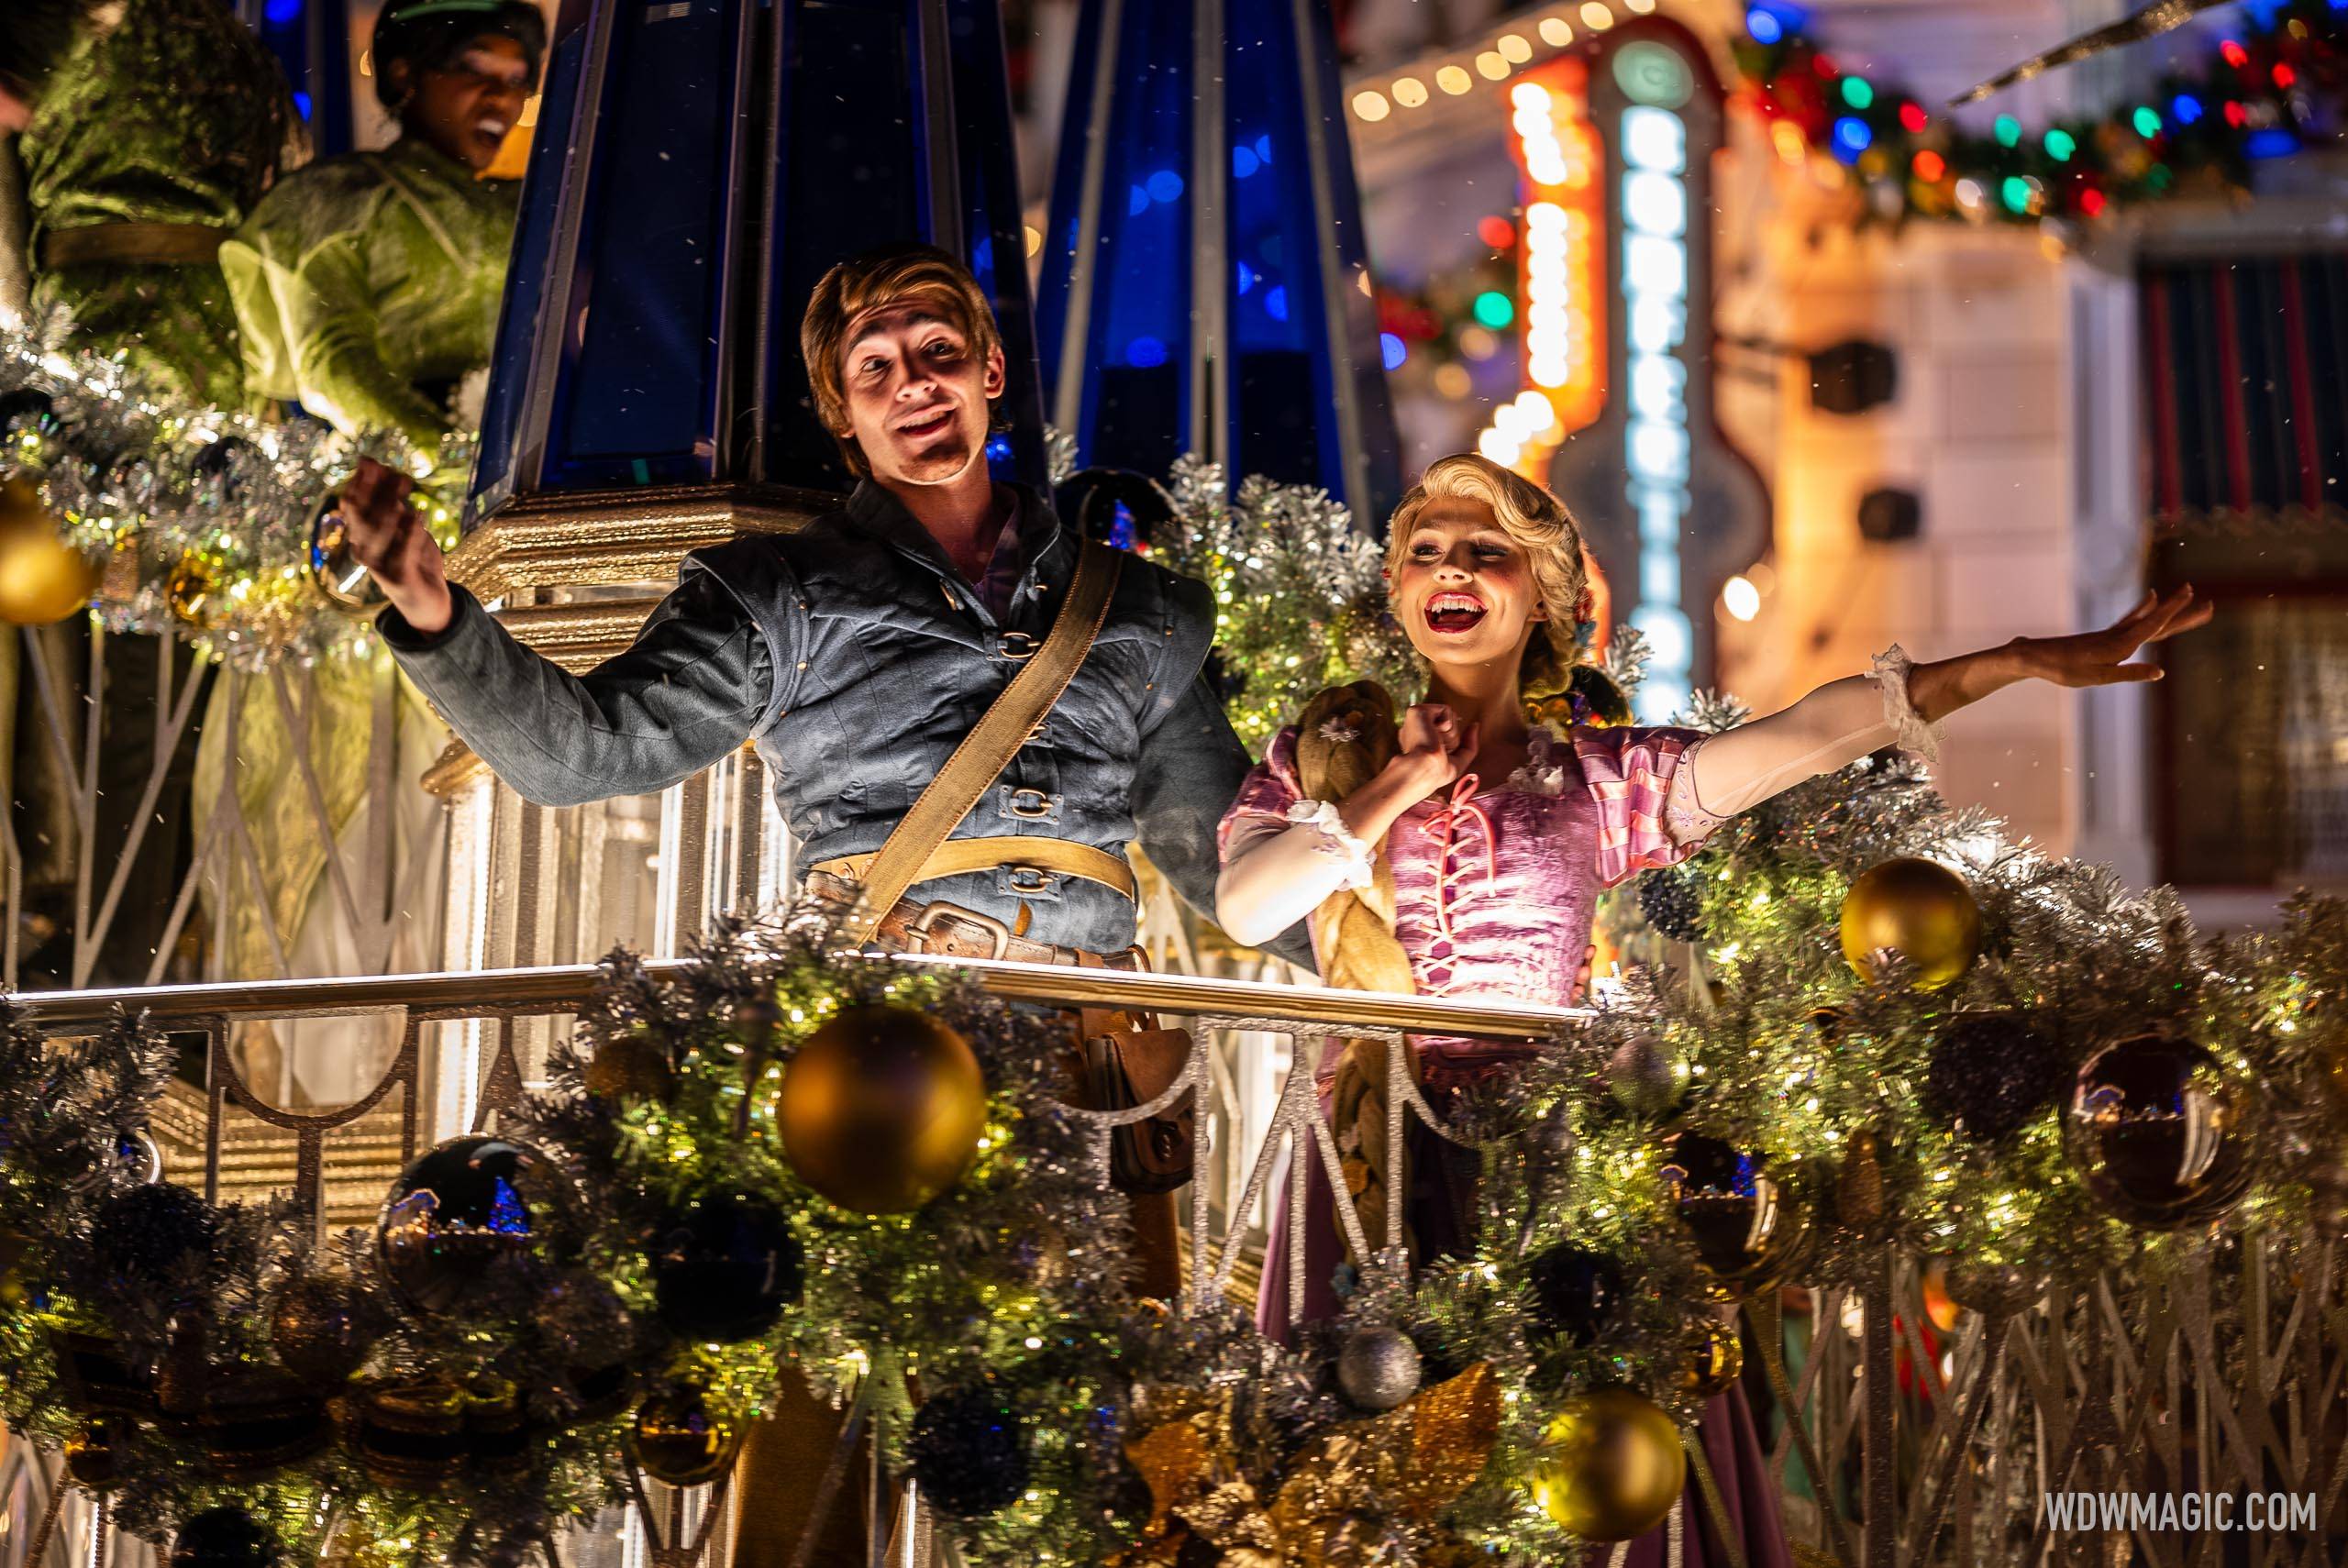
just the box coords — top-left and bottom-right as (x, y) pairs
(1681, 586), (2210, 820)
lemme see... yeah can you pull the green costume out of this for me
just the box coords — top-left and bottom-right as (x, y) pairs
(14, 0), (294, 405)
(221, 137), (517, 450)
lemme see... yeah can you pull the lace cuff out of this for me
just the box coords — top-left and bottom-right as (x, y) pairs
(1871, 644), (1944, 764)
(1662, 738), (1732, 846)
(1285, 800), (1375, 889)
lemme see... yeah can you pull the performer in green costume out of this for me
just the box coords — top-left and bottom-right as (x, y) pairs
(223, 0), (544, 454)
(1, 0), (293, 989)
(198, 0), (543, 1077)
(3, 0), (294, 404)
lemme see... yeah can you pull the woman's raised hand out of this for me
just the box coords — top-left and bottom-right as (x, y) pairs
(2025, 585), (2213, 688)
(1396, 702), (1479, 791)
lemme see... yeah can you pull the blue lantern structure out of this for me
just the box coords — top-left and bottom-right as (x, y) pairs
(1548, 18), (1767, 722)
(464, 0), (1046, 536)
(237, 0), (355, 156)
(1036, 0), (1401, 526)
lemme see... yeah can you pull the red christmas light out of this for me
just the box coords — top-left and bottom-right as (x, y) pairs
(2273, 63), (2297, 88)
(2223, 99), (2247, 127)
(1912, 149), (1946, 182)
(1477, 215), (1517, 250)
(2219, 39), (2249, 68)
(2079, 188), (2107, 216)
(1899, 101), (1927, 133)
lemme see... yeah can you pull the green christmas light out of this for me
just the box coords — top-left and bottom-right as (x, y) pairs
(1472, 290), (1516, 329)
(2001, 175), (2032, 212)
(2132, 105), (2163, 138)
(2044, 128), (2077, 161)
(1841, 77), (1874, 110)
(1994, 115), (2021, 148)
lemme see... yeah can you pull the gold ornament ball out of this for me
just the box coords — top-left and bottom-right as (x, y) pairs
(165, 554), (224, 630)
(1839, 857), (1982, 990)
(630, 1390), (741, 1487)
(2066, 1033), (2260, 1230)
(0, 480), (96, 625)
(1531, 1388), (1688, 1541)
(777, 1004), (987, 1214)
(582, 1034), (676, 1105)
(1660, 1131), (1810, 1302)
(1678, 1317), (1744, 1400)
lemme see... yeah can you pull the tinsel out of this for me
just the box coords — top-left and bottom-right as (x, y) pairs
(513, 918), (1142, 1566)
(1138, 455), (1419, 754)
(0, 314), (466, 666)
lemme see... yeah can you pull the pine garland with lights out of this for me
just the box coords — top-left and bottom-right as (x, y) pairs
(1135, 455), (1421, 754)
(1735, 0), (2348, 226)
(0, 314), (465, 664)
(515, 920), (1143, 1566)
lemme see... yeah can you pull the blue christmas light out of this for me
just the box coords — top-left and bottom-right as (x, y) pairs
(1265, 285), (1290, 322)
(265, 0), (300, 22)
(1146, 169), (1185, 204)
(1126, 185), (1149, 216)
(292, 92), (312, 121)
(1235, 259), (1257, 293)
(1745, 7), (1783, 43)
(2243, 127), (2299, 159)
(1832, 116), (1872, 160)
(1255, 134), (1273, 164)
(2171, 94), (2203, 125)
(1379, 332), (1406, 370)
(1233, 144), (1261, 178)
(1126, 336), (1168, 369)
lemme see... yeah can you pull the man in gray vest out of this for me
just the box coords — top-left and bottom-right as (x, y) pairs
(347, 241), (1301, 973)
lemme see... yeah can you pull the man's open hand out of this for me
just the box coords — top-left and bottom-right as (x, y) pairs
(339, 457), (452, 635)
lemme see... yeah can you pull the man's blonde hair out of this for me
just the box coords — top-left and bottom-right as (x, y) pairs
(1384, 453), (1589, 695)
(800, 243), (1004, 476)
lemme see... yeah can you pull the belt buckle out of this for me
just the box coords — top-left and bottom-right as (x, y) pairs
(1005, 788), (1055, 820)
(905, 903), (1012, 961)
(998, 631), (1040, 661)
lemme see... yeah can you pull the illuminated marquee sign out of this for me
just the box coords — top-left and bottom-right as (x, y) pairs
(1549, 21), (1767, 720)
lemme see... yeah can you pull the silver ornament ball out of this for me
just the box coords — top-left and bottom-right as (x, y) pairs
(1335, 1327), (1422, 1412)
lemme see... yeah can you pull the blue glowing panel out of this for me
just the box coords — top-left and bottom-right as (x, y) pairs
(249, 0), (353, 157)
(1039, 0), (1398, 523)
(1036, 0), (1194, 482)
(1224, 5), (1331, 491)
(539, 0), (744, 491)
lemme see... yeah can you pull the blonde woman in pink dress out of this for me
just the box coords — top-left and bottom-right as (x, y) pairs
(1213, 453), (2208, 1568)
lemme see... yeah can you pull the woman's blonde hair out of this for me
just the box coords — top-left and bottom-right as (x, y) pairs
(1383, 453), (1589, 697)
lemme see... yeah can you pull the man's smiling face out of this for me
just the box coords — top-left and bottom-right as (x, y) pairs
(834, 302), (1005, 488)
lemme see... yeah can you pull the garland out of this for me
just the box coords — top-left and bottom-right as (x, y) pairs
(0, 315), (464, 665)
(1734, 0), (2348, 226)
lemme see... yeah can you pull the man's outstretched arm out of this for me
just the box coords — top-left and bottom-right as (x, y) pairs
(347, 458), (782, 809)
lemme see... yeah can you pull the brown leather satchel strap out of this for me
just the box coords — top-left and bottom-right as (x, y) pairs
(41, 223), (229, 268)
(837, 540), (1124, 944)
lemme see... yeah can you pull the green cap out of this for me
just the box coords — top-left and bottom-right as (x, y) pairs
(379, 0), (514, 25)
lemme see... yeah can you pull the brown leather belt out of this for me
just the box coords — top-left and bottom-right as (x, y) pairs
(807, 834), (1135, 901)
(41, 222), (230, 268)
(803, 870), (1145, 971)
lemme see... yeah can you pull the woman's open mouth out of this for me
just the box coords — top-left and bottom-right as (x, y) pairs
(1423, 591), (1489, 635)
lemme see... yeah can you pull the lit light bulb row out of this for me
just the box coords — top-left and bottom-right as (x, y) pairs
(1476, 68), (1605, 480)
(1346, 0), (1658, 125)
